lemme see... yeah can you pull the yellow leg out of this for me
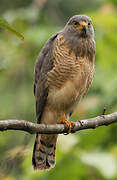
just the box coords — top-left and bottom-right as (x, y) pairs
(59, 113), (75, 134)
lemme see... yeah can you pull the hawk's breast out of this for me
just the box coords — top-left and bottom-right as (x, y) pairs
(47, 34), (95, 112)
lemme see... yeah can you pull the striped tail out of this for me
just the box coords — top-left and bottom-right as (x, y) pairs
(32, 133), (57, 170)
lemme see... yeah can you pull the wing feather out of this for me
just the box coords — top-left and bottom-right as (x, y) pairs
(34, 33), (59, 124)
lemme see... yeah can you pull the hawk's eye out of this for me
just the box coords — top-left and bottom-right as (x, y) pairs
(73, 21), (79, 26)
(88, 21), (92, 26)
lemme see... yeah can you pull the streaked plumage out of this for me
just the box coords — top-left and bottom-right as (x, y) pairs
(32, 15), (96, 170)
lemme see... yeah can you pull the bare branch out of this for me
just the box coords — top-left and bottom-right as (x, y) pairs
(0, 111), (117, 134)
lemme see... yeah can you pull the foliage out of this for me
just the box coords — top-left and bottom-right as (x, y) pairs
(0, 16), (24, 40)
(0, 1), (117, 180)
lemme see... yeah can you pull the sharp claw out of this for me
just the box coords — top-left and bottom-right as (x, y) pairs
(59, 114), (75, 134)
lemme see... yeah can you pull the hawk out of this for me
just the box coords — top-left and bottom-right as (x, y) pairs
(32, 15), (96, 170)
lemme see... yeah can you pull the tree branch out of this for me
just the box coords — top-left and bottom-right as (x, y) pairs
(0, 111), (117, 134)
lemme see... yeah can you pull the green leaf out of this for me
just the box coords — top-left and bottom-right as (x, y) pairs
(0, 16), (24, 40)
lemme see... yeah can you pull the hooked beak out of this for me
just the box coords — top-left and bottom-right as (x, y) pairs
(79, 21), (88, 34)
(82, 26), (87, 34)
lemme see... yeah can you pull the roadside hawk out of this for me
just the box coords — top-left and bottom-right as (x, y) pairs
(32, 15), (96, 170)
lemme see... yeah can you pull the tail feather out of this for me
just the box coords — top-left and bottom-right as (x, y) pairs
(32, 134), (57, 170)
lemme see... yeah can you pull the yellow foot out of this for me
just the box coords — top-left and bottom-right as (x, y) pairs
(59, 114), (75, 134)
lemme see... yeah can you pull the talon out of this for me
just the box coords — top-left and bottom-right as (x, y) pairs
(59, 114), (75, 134)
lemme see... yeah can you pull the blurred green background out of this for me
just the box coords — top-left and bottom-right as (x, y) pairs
(0, 0), (117, 179)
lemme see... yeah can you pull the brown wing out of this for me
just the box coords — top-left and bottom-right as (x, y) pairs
(34, 33), (59, 124)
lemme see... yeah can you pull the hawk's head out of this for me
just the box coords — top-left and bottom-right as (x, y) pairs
(64, 15), (94, 39)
